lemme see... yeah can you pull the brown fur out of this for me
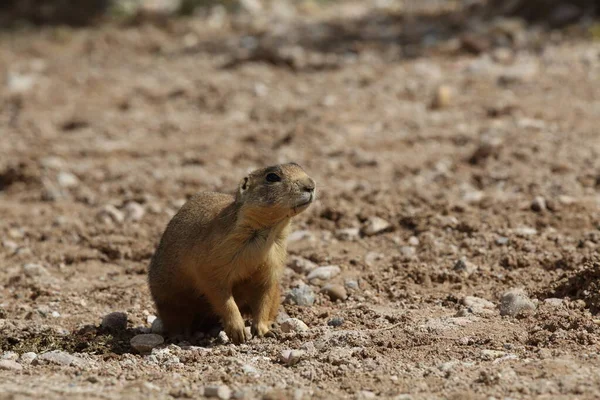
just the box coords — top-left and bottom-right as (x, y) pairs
(148, 163), (316, 343)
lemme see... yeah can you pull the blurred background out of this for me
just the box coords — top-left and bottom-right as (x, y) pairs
(1, 1), (600, 399)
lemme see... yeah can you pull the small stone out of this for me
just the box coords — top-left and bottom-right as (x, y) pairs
(147, 315), (157, 325)
(23, 263), (48, 277)
(96, 205), (125, 224)
(327, 317), (344, 327)
(399, 246), (416, 259)
(345, 279), (359, 290)
(359, 391), (377, 400)
(285, 285), (315, 306)
(51, 311), (60, 318)
(531, 196), (547, 212)
(335, 228), (360, 241)
(151, 317), (165, 334)
(453, 259), (478, 275)
(321, 284), (347, 301)
(37, 350), (81, 367)
(438, 361), (458, 373)
(101, 312), (128, 331)
(514, 227), (537, 237)
(361, 217), (392, 236)
(130, 334), (164, 354)
(408, 236), (420, 246)
(499, 289), (536, 317)
(2, 240), (18, 252)
(280, 318), (309, 333)
(124, 202), (145, 221)
(288, 256), (317, 274)
(279, 349), (305, 366)
(307, 265), (341, 283)
(0, 360), (22, 371)
(480, 349), (506, 360)
(20, 352), (37, 365)
(57, 171), (79, 188)
(430, 85), (453, 109)
(204, 385), (232, 400)
(496, 237), (509, 245)
(218, 331), (229, 344)
(462, 296), (495, 310)
(1, 351), (18, 361)
(242, 364), (259, 376)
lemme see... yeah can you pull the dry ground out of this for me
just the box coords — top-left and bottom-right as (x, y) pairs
(1, 2), (600, 399)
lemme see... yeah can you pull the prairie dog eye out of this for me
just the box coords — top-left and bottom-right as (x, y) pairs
(265, 173), (281, 183)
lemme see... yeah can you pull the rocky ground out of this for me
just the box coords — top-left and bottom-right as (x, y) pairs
(1, 1), (600, 399)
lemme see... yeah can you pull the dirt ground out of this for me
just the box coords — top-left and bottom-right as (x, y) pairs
(1, 1), (600, 399)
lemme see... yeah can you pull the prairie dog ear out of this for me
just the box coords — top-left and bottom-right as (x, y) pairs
(238, 176), (249, 196)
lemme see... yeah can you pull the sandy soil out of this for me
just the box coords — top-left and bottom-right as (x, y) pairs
(1, 2), (600, 399)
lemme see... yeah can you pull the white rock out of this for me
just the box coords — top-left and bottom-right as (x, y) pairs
(218, 331), (229, 344)
(499, 289), (536, 316)
(408, 236), (420, 246)
(480, 349), (506, 360)
(96, 205), (125, 224)
(147, 315), (157, 325)
(57, 171), (79, 188)
(37, 350), (85, 367)
(7, 72), (35, 94)
(462, 296), (495, 310)
(204, 385), (232, 400)
(0, 360), (22, 371)
(1, 351), (18, 361)
(307, 265), (341, 283)
(279, 349), (305, 366)
(280, 318), (309, 333)
(23, 263), (49, 277)
(20, 352), (37, 365)
(130, 334), (164, 354)
(124, 202), (145, 221)
(285, 285), (315, 306)
(513, 227), (537, 237)
(335, 228), (360, 241)
(362, 217), (392, 236)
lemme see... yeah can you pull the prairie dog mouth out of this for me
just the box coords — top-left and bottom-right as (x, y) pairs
(293, 193), (314, 210)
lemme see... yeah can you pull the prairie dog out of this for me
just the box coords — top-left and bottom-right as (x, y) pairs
(148, 163), (316, 343)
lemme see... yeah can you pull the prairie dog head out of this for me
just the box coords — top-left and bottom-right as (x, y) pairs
(236, 163), (316, 222)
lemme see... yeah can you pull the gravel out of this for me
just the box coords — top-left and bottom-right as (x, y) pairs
(279, 349), (305, 366)
(280, 318), (309, 333)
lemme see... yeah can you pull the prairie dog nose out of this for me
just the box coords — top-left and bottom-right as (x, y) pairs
(302, 178), (316, 192)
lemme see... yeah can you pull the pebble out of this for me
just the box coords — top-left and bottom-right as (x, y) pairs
(408, 236), (420, 246)
(20, 352), (37, 365)
(285, 285), (315, 306)
(242, 364), (259, 376)
(130, 334), (164, 354)
(96, 205), (125, 224)
(430, 85), (453, 109)
(57, 171), (79, 188)
(218, 331), (229, 344)
(453, 259), (478, 275)
(462, 296), (495, 310)
(124, 201), (145, 221)
(279, 349), (305, 366)
(307, 265), (341, 283)
(204, 385), (232, 400)
(321, 284), (347, 301)
(37, 350), (83, 367)
(327, 317), (344, 327)
(531, 196), (547, 212)
(147, 315), (157, 325)
(335, 228), (360, 241)
(514, 227), (538, 237)
(358, 391), (377, 400)
(151, 318), (165, 334)
(399, 246), (416, 259)
(0, 360), (22, 371)
(280, 318), (309, 333)
(361, 217), (392, 236)
(288, 256), (317, 274)
(101, 312), (128, 331)
(496, 236), (509, 245)
(345, 279), (359, 290)
(499, 289), (536, 316)
(23, 263), (49, 277)
(480, 349), (506, 360)
(1, 351), (18, 361)
(364, 252), (384, 267)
